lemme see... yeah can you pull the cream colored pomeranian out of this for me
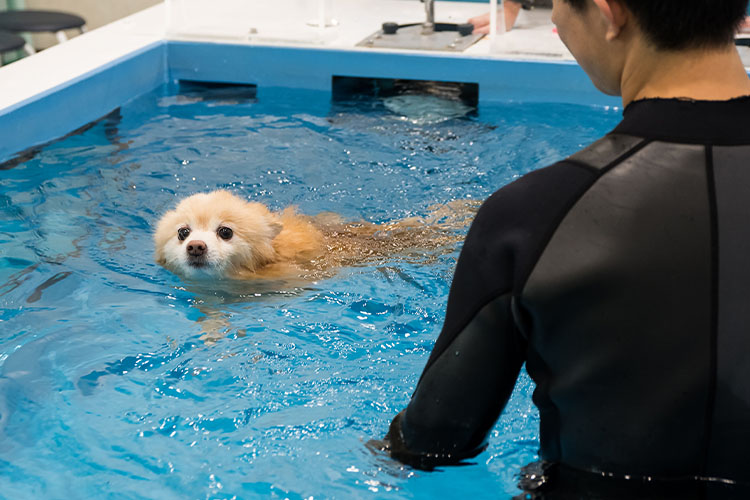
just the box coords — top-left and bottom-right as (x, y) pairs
(154, 190), (476, 281)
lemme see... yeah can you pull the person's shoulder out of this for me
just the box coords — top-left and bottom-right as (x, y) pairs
(480, 133), (647, 219)
(567, 133), (648, 171)
(478, 160), (594, 224)
(455, 158), (600, 296)
(454, 133), (648, 298)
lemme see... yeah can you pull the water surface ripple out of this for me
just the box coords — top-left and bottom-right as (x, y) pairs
(0, 83), (620, 499)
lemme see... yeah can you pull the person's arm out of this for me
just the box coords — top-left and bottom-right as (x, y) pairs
(468, 1), (523, 33)
(384, 293), (525, 469)
(377, 190), (527, 469)
(370, 160), (600, 469)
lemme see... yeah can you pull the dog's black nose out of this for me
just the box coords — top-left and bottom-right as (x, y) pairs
(186, 240), (207, 257)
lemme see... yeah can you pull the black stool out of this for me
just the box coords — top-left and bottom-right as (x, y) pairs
(0, 29), (31, 65)
(0, 10), (86, 46)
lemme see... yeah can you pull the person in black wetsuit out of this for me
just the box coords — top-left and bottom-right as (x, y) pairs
(370, 0), (750, 498)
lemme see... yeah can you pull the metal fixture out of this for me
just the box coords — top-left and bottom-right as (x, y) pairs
(422, 0), (435, 34)
(357, 0), (484, 52)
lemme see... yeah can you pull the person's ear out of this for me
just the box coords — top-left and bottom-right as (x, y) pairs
(591, 0), (628, 42)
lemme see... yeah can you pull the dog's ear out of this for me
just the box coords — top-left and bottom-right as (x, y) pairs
(268, 221), (283, 239)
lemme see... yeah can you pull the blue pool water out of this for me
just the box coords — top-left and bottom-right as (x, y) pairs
(0, 83), (620, 499)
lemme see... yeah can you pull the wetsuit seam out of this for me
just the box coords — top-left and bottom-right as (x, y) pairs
(518, 139), (653, 291)
(514, 140), (650, 463)
(560, 158), (601, 174)
(515, 147), (649, 296)
(422, 162), (601, 377)
(421, 289), (513, 374)
(701, 144), (719, 480)
(599, 138), (652, 174)
(608, 133), (750, 147)
(516, 173), (599, 295)
(508, 165), (606, 465)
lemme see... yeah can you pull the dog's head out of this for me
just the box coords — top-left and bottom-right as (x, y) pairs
(154, 190), (282, 279)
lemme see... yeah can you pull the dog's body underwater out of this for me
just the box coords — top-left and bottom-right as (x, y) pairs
(154, 190), (475, 281)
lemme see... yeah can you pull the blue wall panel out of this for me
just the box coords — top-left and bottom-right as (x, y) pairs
(167, 42), (617, 107)
(0, 42), (167, 162)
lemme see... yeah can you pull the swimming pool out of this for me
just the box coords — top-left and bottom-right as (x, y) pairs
(0, 80), (620, 498)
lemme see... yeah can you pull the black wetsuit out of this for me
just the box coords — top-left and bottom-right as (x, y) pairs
(383, 97), (750, 498)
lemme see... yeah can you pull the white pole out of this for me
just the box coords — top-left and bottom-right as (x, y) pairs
(165, 0), (172, 35)
(498, 0), (506, 35)
(489, 0), (497, 46)
(318, 0), (327, 32)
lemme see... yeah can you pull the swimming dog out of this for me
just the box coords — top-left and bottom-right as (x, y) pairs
(154, 190), (476, 282)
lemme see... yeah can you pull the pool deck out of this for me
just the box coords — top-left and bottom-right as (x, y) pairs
(0, 0), (749, 163)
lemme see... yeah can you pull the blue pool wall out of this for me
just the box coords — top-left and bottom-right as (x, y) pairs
(2, 40), (619, 163)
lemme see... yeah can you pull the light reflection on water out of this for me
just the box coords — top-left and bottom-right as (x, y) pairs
(0, 82), (620, 498)
(382, 94), (476, 125)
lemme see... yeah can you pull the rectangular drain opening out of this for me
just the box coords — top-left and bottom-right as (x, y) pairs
(176, 80), (258, 101)
(332, 76), (478, 107)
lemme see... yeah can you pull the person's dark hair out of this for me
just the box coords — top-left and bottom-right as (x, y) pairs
(564, 0), (749, 50)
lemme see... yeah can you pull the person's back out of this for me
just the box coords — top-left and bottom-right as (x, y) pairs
(518, 96), (750, 481)
(371, 0), (750, 497)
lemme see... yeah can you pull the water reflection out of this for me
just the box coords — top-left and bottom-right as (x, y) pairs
(383, 94), (476, 125)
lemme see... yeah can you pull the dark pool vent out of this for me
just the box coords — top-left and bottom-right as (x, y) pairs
(176, 80), (258, 102)
(332, 76), (479, 107)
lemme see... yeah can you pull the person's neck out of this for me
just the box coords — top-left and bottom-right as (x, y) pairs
(619, 41), (750, 108)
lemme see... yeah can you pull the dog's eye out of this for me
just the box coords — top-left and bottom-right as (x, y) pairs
(177, 227), (191, 241)
(217, 226), (233, 240)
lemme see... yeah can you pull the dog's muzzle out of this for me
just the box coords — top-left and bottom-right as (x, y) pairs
(186, 240), (208, 267)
